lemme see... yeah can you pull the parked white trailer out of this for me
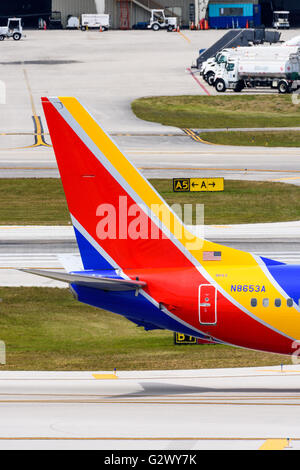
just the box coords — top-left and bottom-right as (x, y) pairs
(214, 53), (300, 94)
(81, 14), (110, 31)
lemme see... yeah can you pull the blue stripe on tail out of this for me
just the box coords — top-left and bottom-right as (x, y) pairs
(74, 227), (112, 270)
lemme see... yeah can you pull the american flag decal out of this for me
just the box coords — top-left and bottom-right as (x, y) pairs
(202, 251), (222, 261)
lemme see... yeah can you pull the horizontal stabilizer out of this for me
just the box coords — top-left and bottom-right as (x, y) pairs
(20, 269), (147, 291)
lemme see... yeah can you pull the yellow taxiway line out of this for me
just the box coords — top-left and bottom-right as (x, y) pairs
(259, 439), (289, 450)
(92, 374), (117, 380)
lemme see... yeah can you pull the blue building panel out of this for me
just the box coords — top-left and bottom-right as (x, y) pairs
(208, 3), (261, 29)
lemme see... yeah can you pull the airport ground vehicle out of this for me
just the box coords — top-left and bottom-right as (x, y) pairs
(81, 13), (110, 31)
(24, 96), (300, 358)
(273, 11), (290, 29)
(48, 11), (63, 29)
(66, 16), (80, 29)
(214, 52), (300, 93)
(202, 44), (300, 86)
(147, 9), (177, 31)
(0, 18), (23, 41)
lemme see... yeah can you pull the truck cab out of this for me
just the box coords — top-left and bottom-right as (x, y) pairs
(202, 50), (237, 85)
(214, 59), (241, 92)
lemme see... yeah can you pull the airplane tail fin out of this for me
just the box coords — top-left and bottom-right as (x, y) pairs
(42, 97), (202, 272)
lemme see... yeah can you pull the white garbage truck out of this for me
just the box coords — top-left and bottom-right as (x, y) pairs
(214, 50), (300, 93)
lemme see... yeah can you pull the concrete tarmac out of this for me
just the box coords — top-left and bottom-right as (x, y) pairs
(0, 367), (299, 450)
(0, 29), (299, 183)
(0, 135), (299, 184)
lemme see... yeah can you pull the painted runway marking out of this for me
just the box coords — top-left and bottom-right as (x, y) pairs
(270, 177), (300, 182)
(182, 128), (203, 142)
(1, 166), (299, 177)
(0, 70), (52, 151)
(178, 31), (191, 43)
(111, 133), (185, 137)
(187, 67), (211, 96)
(31, 115), (51, 148)
(0, 371), (300, 380)
(23, 69), (51, 148)
(182, 128), (215, 145)
(259, 439), (288, 450)
(92, 374), (117, 380)
(0, 437), (293, 442)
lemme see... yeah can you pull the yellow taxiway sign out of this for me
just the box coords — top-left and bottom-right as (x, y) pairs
(173, 178), (224, 192)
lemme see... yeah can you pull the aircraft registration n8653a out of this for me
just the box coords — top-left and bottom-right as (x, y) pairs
(23, 97), (300, 356)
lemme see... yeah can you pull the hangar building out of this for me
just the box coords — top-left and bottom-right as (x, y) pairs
(0, 1), (298, 29)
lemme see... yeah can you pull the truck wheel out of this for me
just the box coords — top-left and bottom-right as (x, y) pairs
(12, 33), (21, 41)
(0, 35), (5, 41)
(167, 25), (173, 31)
(278, 81), (290, 94)
(152, 24), (160, 31)
(207, 72), (215, 86)
(234, 81), (244, 93)
(81, 26), (87, 31)
(215, 79), (226, 93)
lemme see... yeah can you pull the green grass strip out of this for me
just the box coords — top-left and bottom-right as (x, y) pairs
(0, 179), (299, 225)
(0, 287), (291, 370)
(132, 95), (300, 129)
(201, 130), (300, 147)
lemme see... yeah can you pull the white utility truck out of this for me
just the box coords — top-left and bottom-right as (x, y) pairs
(0, 18), (23, 41)
(202, 42), (300, 86)
(273, 11), (290, 29)
(147, 9), (177, 31)
(214, 50), (300, 93)
(201, 47), (274, 84)
(81, 13), (110, 31)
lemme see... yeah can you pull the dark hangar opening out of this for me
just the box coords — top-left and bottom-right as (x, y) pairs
(260, 0), (300, 26)
(0, 1), (51, 27)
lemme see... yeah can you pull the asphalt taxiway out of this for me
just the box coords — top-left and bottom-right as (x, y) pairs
(0, 134), (299, 185)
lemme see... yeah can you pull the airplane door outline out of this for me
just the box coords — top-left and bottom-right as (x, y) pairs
(199, 284), (217, 325)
